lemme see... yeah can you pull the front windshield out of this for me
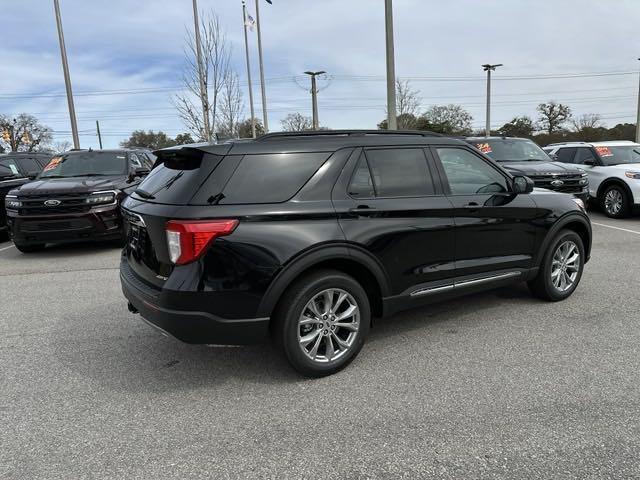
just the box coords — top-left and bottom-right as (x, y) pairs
(594, 146), (640, 166)
(475, 139), (550, 162)
(39, 152), (128, 178)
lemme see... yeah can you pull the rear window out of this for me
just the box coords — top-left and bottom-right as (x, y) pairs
(216, 152), (330, 204)
(133, 150), (223, 205)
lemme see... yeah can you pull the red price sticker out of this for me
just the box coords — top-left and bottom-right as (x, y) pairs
(476, 143), (492, 154)
(43, 157), (63, 171)
(595, 146), (613, 157)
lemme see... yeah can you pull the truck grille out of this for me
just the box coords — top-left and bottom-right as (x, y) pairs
(528, 174), (587, 194)
(18, 193), (92, 216)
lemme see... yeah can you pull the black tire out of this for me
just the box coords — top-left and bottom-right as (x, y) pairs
(14, 242), (46, 253)
(528, 229), (585, 302)
(600, 184), (630, 218)
(272, 269), (371, 377)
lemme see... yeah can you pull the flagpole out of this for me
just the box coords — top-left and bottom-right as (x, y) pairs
(242, 1), (257, 138)
(254, 0), (269, 133)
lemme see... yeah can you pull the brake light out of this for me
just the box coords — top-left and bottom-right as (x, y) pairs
(166, 219), (238, 265)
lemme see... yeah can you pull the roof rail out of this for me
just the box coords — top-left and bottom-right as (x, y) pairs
(546, 141), (589, 146)
(256, 129), (442, 141)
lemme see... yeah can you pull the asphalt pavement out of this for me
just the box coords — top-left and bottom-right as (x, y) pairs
(1, 211), (640, 479)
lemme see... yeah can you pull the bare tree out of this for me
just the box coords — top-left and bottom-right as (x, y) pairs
(174, 13), (231, 141)
(395, 79), (420, 129)
(0, 114), (52, 152)
(53, 140), (72, 153)
(571, 113), (603, 132)
(280, 113), (314, 132)
(217, 70), (244, 139)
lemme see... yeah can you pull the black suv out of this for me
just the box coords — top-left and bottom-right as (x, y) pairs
(120, 131), (591, 376)
(6, 149), (153, 252)
(465, 137), (589, 202)
(0, 152), (51, 240)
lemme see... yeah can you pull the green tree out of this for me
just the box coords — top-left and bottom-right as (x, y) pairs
(422, 104), (473, 135)
(498, 116), (535, 137)
(174, 133), (196, 145)
(120, 130), (176, 149)
(0, 114), (52, 152)
(537, 102), (572, 135)
(237, 119), (265, 138)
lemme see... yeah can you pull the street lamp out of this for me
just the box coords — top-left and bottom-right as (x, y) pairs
(482, 63), (503, 137)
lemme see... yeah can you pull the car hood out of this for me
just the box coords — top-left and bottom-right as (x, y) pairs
(498, 160), (584, 176)
(14, 175), (127, 196)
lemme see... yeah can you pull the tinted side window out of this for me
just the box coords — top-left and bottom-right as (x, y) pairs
(0, 158), (21, 178)
(221, 152), (330, 204)
(19, 158), (41, 174)
(575, 148), (597, 164)
(364, 148), (434, 197)
(348, 154), (376, 198)
(556, 147), (577, 164)
(436, 147), (508, 195)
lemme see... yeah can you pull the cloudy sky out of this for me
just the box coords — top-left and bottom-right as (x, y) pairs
(2, 0), (639, 148)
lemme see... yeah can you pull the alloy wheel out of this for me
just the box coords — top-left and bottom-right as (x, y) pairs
(297, 288), (360, 363)
(604, 188), (623, 216)
(551, 240), (581, 292)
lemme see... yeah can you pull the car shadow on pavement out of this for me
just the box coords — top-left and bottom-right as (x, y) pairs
(24, 241), (122, 257)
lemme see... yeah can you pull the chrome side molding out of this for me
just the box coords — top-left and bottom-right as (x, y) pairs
(410, 271), (521, 297)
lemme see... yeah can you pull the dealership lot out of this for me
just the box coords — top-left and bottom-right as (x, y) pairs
(1, 211), (639, 479)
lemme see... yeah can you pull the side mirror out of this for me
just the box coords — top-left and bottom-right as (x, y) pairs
(547, 153), (558, 161)
(513, 175), (534, 194)
(583, 159), (595, 166)
(27, 170), (39, 179)
(132, 167), (150, 177)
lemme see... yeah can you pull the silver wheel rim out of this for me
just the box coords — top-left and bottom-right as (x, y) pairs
(604, 188), (623, 215)
(298, 288), (360, 363)
(551, 240), (581, 292)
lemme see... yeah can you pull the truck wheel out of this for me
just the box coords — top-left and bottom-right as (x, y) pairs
(273, 269), (371, 377)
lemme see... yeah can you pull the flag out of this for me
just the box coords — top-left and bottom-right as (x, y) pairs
(245, 13), (256, 31)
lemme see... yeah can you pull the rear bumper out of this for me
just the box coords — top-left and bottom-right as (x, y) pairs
(8, 204), (122, 245)
(120, 261), (270, 345)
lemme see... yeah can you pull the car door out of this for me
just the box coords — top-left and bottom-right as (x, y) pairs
(332, 146), (456, 296)
(431, 145), (539, 279)
(573, 147), (605, 198)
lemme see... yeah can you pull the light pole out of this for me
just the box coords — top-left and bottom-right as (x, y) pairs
(304, 71), (325, 130)
(255, 0), (269, 133)
(192, 0), (212, 142)
(636, 58), (640, 143)
(242, 1), (257, 138)
(384, 0), (397, 130)
(482, 63), (503, 137)
(53, 0), (80, 149)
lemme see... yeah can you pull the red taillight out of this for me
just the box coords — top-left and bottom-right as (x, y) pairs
(166, 219), (238, 265)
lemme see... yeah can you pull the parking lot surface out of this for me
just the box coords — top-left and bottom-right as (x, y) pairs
(2, 211), (640, 479)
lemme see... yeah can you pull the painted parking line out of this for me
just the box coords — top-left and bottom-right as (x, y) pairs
(592, 222), (640, 236)
(0, 244), (15, 252)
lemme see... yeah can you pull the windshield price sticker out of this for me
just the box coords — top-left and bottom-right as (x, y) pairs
(595, 146), (613, 157)
(44, 157), (63, 171)
(476, 143), (492, 154)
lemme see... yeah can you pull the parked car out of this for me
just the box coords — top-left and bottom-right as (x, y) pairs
(543, 141), (640, 218)
(465, 136), (589, 202)
(0, 152), (51, 240)
(120, 130), (592, 376)
(5, 149), (154, 252)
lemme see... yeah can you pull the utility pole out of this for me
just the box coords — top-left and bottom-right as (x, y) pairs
(304, 71), (325, 130)
(242, 1), (257, 138)
(384, 0), (397, 130)
(53, 0), (80, 149)
(192, 0), (212, 142)
(255, 0), (269, 133)
(96, 120), (103, 149)
(482, 63), (503, 137)
(636, 58), (640, 143)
